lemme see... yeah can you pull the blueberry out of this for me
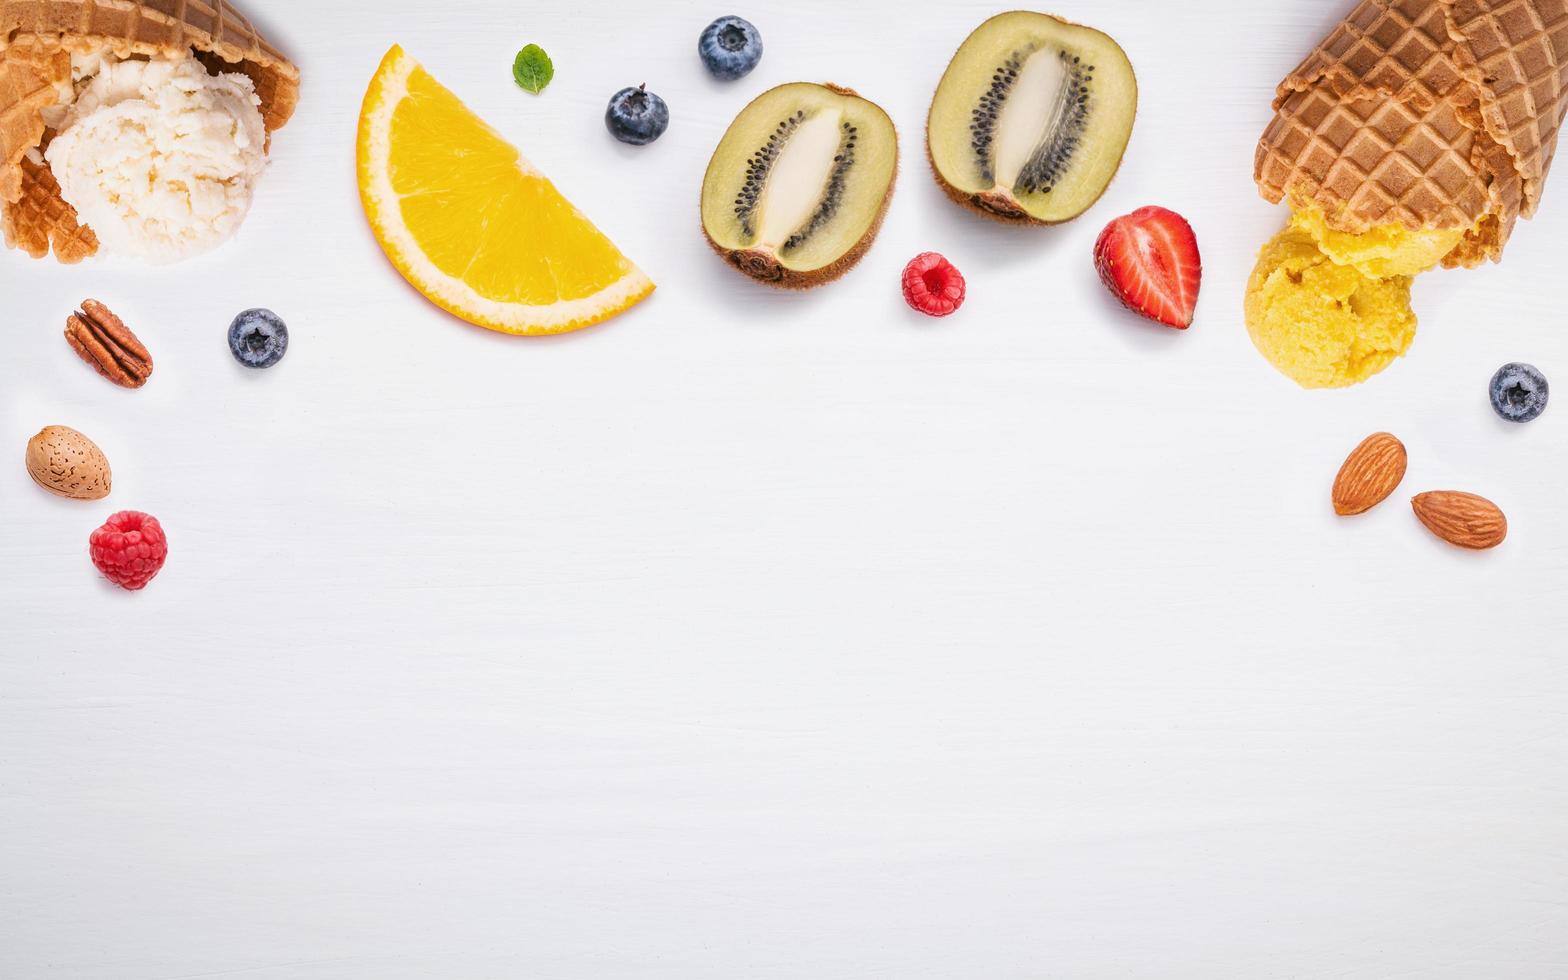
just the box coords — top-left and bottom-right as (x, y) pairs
(1489, 362), (1549, 423)
(699, 16), (763, 81)
(228, 308), (288, 369)
(605, 85), (669, 145)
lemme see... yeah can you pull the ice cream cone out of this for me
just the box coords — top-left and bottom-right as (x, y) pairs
(1254, 0), (1568, 267)
(0, 0), (300, 262)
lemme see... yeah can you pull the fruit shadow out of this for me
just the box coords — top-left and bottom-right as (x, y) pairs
(344, 167), (650, 349)
(1088, 285), (1192, 351)
(694, 253), (847, 325)
(696, 177), (1103, 325)
(910, 175), (1080, 274)
(1489, 414), (1535, 434)
(372, 263), (622, 348)
(1406, 527), (1508, 564)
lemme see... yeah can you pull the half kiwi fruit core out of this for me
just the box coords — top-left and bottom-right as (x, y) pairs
(928, 11), (1137, 224)
(701, 82), (898, 288)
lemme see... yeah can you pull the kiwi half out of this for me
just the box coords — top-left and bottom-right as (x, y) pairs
(928, 12), (1137, 225)
(701, 82), (898, 288)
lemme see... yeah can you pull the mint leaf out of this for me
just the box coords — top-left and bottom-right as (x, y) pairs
(513, 44), (554, 94)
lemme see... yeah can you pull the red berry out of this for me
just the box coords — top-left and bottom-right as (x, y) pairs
(89, 511), (168, 591)
(901, 252), (966, 317)
(1093, 206), (1202, 329)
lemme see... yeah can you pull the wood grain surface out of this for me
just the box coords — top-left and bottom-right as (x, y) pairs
(2, 1), (1565, 976)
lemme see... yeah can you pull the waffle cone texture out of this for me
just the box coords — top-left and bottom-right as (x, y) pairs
(0, 0), (300, 262)
(1255, 0), (1568, 267)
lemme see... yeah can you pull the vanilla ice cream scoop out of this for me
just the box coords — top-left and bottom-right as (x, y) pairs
(44, 55), (269, 263)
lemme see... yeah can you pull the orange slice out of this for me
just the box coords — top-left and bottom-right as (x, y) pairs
(357, 46), (654, 335)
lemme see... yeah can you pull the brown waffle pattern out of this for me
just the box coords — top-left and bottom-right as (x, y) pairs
(1448, 0), (1568, 210)
(0, 38), (65, 202)
(0, 0), (299, 262)
(5, 143), (98, 261)
(1254, 0), (1568, 267)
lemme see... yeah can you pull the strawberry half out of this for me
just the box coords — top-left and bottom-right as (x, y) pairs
(1093, 206), (1201, 329)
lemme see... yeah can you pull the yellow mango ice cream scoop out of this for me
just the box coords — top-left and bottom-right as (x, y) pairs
(1248, 0), (1568, 388)
(1245, 226), (1418, 389)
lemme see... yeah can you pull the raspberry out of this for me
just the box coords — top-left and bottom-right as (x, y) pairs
(901, 252), (966, 317)
(89, 511), (168, 591)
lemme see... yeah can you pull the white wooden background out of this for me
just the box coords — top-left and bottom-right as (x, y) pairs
(3, 1), (1566, 976)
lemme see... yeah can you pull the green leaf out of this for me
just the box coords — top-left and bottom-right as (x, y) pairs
(512, 44), (554, 94)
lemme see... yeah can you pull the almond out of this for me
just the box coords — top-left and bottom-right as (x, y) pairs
(1412, 491), (1508, 550)
(1332, 432), (1407, 516)
(25, 425), (112, 500)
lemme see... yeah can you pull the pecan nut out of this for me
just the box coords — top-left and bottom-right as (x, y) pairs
(65, 299), (153, 389)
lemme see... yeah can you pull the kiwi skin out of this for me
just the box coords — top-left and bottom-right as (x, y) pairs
(702, 83), (899, 290)
(925, 12), (1138, 226)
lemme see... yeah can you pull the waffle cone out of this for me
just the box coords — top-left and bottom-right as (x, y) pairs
(0, 0), (300, 262)
(1254, 0), (1568, 267)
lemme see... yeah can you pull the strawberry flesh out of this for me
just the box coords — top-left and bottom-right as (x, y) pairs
(1093, 206), (1201, 329)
